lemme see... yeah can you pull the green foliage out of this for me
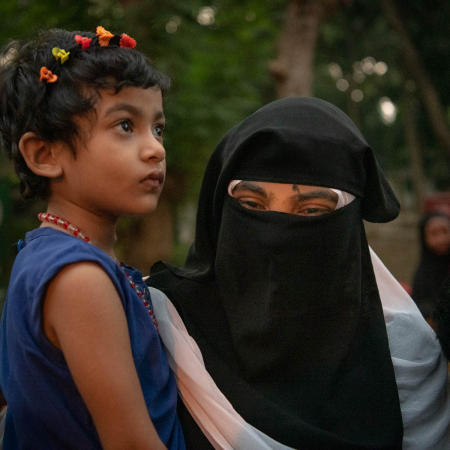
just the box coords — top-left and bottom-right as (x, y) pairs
(122, 0), (283, 197)
(316, 0), (449, 184)
(0, 0), (99, 295)
(0, 0), (448, 292)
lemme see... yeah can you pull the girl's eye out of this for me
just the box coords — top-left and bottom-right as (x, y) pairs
(153, 124), (165, 139)
(119, 119), (133, 133)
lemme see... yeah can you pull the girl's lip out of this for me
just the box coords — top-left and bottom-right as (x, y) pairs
(140, 171), (165, 188)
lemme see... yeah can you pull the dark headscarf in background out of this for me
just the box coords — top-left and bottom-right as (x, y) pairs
(435, 276), (450, 360)
(150, 97), (403, 449)
(411, 212), (450, 319)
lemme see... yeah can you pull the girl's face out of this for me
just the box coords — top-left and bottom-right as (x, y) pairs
(54, 86), (166, 220)
(229, 181), (338, 216)
(424, 216), (450, 255)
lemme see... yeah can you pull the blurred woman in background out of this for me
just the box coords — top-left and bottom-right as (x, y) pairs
(412, 212), (450, 327)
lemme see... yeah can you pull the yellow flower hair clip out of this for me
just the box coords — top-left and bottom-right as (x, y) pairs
(52, 47), (70, 64)
(96, 26), (114, 47)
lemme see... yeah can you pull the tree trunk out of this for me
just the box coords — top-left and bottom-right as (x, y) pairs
(403, 90), (427, 213)
(381, 0), (450, 155)
(269, 0), (324, 97)
(269, 0), (344, 98)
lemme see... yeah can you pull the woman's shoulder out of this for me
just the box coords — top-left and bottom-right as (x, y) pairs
(147, 262), (192, 309)
(388, 308), (450, 449)
(385, 308), (441, 362)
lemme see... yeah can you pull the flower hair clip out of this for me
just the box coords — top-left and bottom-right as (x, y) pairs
(74, 34), (92, 50)
(39, 67), (58, 83)
(96, 26), (137, 49)
(38, 26), (137, 85)
(96, 26), (114, 47)
(119, 33), (136, 49)
(52, 47), (70, 64)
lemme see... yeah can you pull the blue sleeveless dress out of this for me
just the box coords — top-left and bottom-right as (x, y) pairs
(0, 227), (185, 449)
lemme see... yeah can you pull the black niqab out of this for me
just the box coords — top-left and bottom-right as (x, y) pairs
(150, 97), (403, 449)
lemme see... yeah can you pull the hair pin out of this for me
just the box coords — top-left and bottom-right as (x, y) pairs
(39, 66), (58, 83)
(119, 33), (137, 49)
(52, 47), (70, 64)
(39, 26), (136, 86)
(96, 26), (114, 47)
(74, 35), (92, 50)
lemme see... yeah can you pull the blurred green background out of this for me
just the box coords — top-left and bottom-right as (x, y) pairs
(0, 0), (449, 301)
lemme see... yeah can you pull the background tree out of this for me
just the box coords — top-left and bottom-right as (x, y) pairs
(381, 0), (450, 155)
(270, 0), (346, 97)
(0, 0), (98, 299)
(1, 0), (448, 297)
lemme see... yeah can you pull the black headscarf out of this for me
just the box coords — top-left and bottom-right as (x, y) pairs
(435, 275), (450, 360)
(150, 97), (403, 449)
(411, 212), (450, 318)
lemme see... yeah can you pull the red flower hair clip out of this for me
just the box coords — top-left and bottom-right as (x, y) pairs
(75, 34), (92, 50)
(96, 26), (114, 47)
(120, 33), (137, 49)
(39, 67), (58, 83)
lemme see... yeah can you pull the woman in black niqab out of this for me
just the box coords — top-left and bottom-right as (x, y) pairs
(411, 212), (450, 322)
(150, 97), (404, 449)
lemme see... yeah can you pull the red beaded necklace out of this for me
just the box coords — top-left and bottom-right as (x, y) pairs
(37, 212), (158, 330)
(38, 212), (90, 242)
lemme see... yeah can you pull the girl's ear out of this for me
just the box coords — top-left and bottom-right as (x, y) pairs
(18, 132), (63, 178)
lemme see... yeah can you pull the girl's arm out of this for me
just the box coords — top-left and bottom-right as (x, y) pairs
(43, 261), (167, 450)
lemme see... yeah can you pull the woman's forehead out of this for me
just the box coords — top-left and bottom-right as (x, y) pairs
(426, 216), (450, 231)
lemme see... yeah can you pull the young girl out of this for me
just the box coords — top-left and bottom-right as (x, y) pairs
(0, 27), (185, 449)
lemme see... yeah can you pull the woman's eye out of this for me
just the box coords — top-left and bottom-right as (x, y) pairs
(238, 199), (265, 210)
(119, 119), (133, 133)
(297, 206), (331, 216)
(303, 208), (321, 216)
(153, 124), (165, 139)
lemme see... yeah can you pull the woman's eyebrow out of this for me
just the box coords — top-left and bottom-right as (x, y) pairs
(232, 181), (267, 198)
(294, 189), (338, 203)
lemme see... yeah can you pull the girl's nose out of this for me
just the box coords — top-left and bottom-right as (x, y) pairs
(142, 133), (165, 162)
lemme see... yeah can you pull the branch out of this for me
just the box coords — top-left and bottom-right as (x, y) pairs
(381, 0), (450, 155)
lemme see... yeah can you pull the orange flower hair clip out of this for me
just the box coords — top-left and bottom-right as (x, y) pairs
(39, 67), (58, 83)
(96, 26), (114, 47)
